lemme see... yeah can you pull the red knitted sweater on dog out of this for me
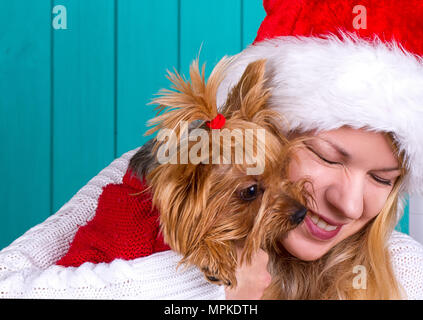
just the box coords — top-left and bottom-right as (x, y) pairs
(56, 168), (170, 267)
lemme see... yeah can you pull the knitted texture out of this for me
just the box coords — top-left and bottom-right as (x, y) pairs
(0, 148), (225, 299)
(0, 147), (422, 299)
(0, 251), (224, 299)
(56, 168), (169, 267)
(389, 231), (423, 299)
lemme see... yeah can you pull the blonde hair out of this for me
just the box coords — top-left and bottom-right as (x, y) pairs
(264, 132), (407, 299)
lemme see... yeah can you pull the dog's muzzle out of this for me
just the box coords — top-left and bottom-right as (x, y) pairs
(290, 206), (307, 225)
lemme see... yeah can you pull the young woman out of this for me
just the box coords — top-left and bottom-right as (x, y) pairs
(221, 0), (423, 299)
(226, 127), (410, 299)
(1, 0), (422, 299)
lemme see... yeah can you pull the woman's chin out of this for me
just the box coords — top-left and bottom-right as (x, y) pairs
(284, 244), (327, 261)
(282, 225), (335, 261)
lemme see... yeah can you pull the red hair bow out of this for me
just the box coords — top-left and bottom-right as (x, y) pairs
(206, 113), (226, 129)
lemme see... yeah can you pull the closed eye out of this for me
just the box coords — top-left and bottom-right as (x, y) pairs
(305, 144), (341, 165)
(370, 174), (393, 186)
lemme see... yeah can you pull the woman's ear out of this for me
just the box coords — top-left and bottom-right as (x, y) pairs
(221, 59), (270, 120)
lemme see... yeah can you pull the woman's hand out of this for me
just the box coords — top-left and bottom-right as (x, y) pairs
(225, 248), (272, 300)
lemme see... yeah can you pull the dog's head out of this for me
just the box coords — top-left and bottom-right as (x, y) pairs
(141, 58), (313, 287)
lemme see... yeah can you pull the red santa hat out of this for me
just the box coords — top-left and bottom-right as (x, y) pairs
(217, 0), (423, 195)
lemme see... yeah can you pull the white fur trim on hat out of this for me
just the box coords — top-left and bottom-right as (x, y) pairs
(217, 34), (423, 195)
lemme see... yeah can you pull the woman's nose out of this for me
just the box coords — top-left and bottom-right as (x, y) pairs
(324, 172), (364, 220)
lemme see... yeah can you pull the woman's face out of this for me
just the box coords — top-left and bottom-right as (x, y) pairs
(283, 126), (401, 261)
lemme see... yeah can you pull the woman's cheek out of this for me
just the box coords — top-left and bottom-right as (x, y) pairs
(361, 187), (390, 220)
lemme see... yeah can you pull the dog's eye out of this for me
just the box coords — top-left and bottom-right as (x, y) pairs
(239, 184), (259, 201)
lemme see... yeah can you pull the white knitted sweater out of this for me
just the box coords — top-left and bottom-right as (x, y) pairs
(0, 148), (422, 299)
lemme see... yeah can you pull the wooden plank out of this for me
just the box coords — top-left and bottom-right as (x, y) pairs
(52, 0), (115, 212)
(117, 0), (179, 155)
(242, 0), (266, 48)
(180, 0), (242, 78)
(0, 0), (51, 249)
(395, 196), (409, 234)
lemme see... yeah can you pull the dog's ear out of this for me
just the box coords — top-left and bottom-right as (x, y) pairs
(221, 59), (270, 120)
(148, 160), (212, 253)
(222, 59), (289, 143)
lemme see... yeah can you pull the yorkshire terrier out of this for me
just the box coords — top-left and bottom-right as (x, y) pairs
(128, 57), (313, 297)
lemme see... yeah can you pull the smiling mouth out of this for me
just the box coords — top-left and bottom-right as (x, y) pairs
(304, 211), (343, 241)
(309, 211), (339, 231)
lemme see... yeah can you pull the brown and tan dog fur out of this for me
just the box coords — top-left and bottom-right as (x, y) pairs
(129, 57), (313, 297)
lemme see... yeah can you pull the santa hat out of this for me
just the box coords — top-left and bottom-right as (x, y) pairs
(217, 0), (423, 195)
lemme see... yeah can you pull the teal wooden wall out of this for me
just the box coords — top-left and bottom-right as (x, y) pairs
(0, 0), (408, 250)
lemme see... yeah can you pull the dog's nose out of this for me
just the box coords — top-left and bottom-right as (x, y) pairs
(290, 206), (307, 225)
